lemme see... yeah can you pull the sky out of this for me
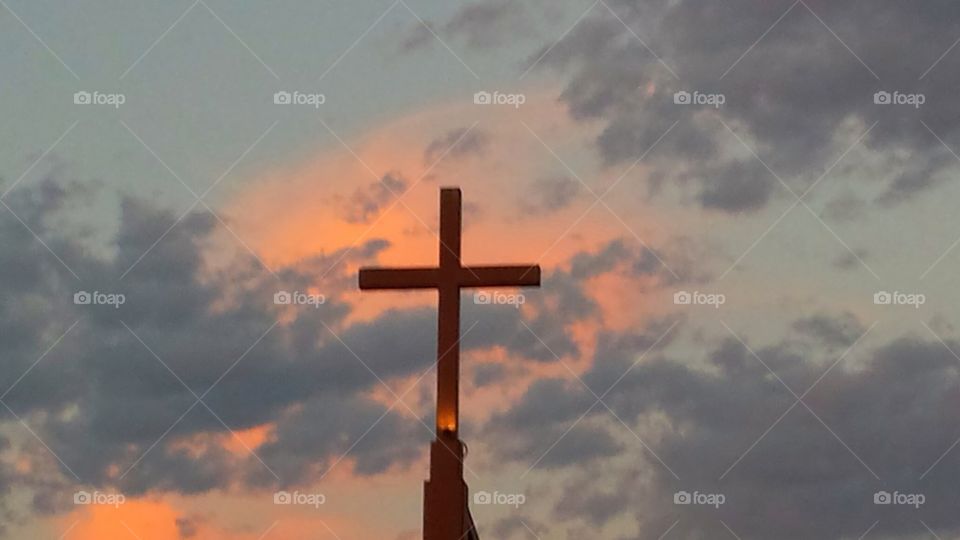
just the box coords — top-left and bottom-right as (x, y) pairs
(3, 0), (960, 538)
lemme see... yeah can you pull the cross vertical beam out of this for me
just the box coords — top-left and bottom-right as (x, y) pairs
(436, 188), (461, 435)
(358, 187), (541, 540)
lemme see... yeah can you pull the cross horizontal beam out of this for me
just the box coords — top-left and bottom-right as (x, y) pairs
(359, 265), (540, 290)
(458, 265), (540, 287)
(359, 267), (438, 289)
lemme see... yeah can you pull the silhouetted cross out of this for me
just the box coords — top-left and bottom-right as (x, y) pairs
(359, 187), (540, 436)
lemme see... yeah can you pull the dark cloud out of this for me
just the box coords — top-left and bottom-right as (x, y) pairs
(486, 312), (960, 539)
(399, 21), (435, 53)
(555, 473), (636, 527)
(833, 248), (870, 271)
(698, 159), (776, 212)
(339, 174), (407, 224)
(0, 436), (14, 534)
(488, 515), (548, 540)
(176, 516), (199, 537)
(442, 0), (526, 49)
(423, 127), (489, 164)
(0, 178), (435, 502)
(793, 312), (865, 348)
(520, 175), (580, 215)
(519, 0), (960, 212)
(822, 190), (867, 222)
(401, 0), (528, 52)
(485, 378), (621, 468)
(876, 151), (953, 206)
(471, 362), (506, 388)
(0, 178), (668, 524)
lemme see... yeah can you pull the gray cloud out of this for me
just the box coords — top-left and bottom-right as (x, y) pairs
(423, 127), (489, 164)
(401, 0), (529, 52)
(0, 179), (670, 522)
(833, 248), (870, 271)
(443, 0), (526, 49)
(485, 312), (960, 539)
(0, 178), (436, 503)
(792, 311), (865, 348)
(515, 0), (960, 212)
(698, 159), (776, 212)
(339, 173), (407, 224)
(519, 175), (580, 215)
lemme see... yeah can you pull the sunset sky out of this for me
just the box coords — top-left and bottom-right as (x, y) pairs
(3, 1), (960, 538)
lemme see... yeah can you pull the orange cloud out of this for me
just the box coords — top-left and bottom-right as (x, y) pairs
(226, 89), (618, 269)
(62, 499), (180, 540)
(223, 89), (674, 330)
(58, 493), (396, 540)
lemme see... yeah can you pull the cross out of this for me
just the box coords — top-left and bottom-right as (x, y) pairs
(359, 187), (540, 540)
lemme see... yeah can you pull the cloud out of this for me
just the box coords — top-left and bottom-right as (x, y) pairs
(0, 175), (671, 534)
(401, 0), (527, 52)
(486, 310), (960, 539)
(697, 159), (775, 212)
(0, 178), (441, 504)
(340, 174), (408, 224)
(423, 126), (489, 165)
(832, 248), (870, 271)
(442, 0), (526, 49)
(822, 190), (867, 222)
(518, 0), (960, 212)
(519, 175), (580, 214)
(792, 311), (865, 348)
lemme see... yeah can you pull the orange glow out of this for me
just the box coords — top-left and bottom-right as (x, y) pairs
(224, 92), (666, 328)
(222, 423), (273, 456)
(165, 423), (275, 462)
(437, 407), (457, 433)
(58, 494), (392, 540)
(62, 499), (180, 540)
